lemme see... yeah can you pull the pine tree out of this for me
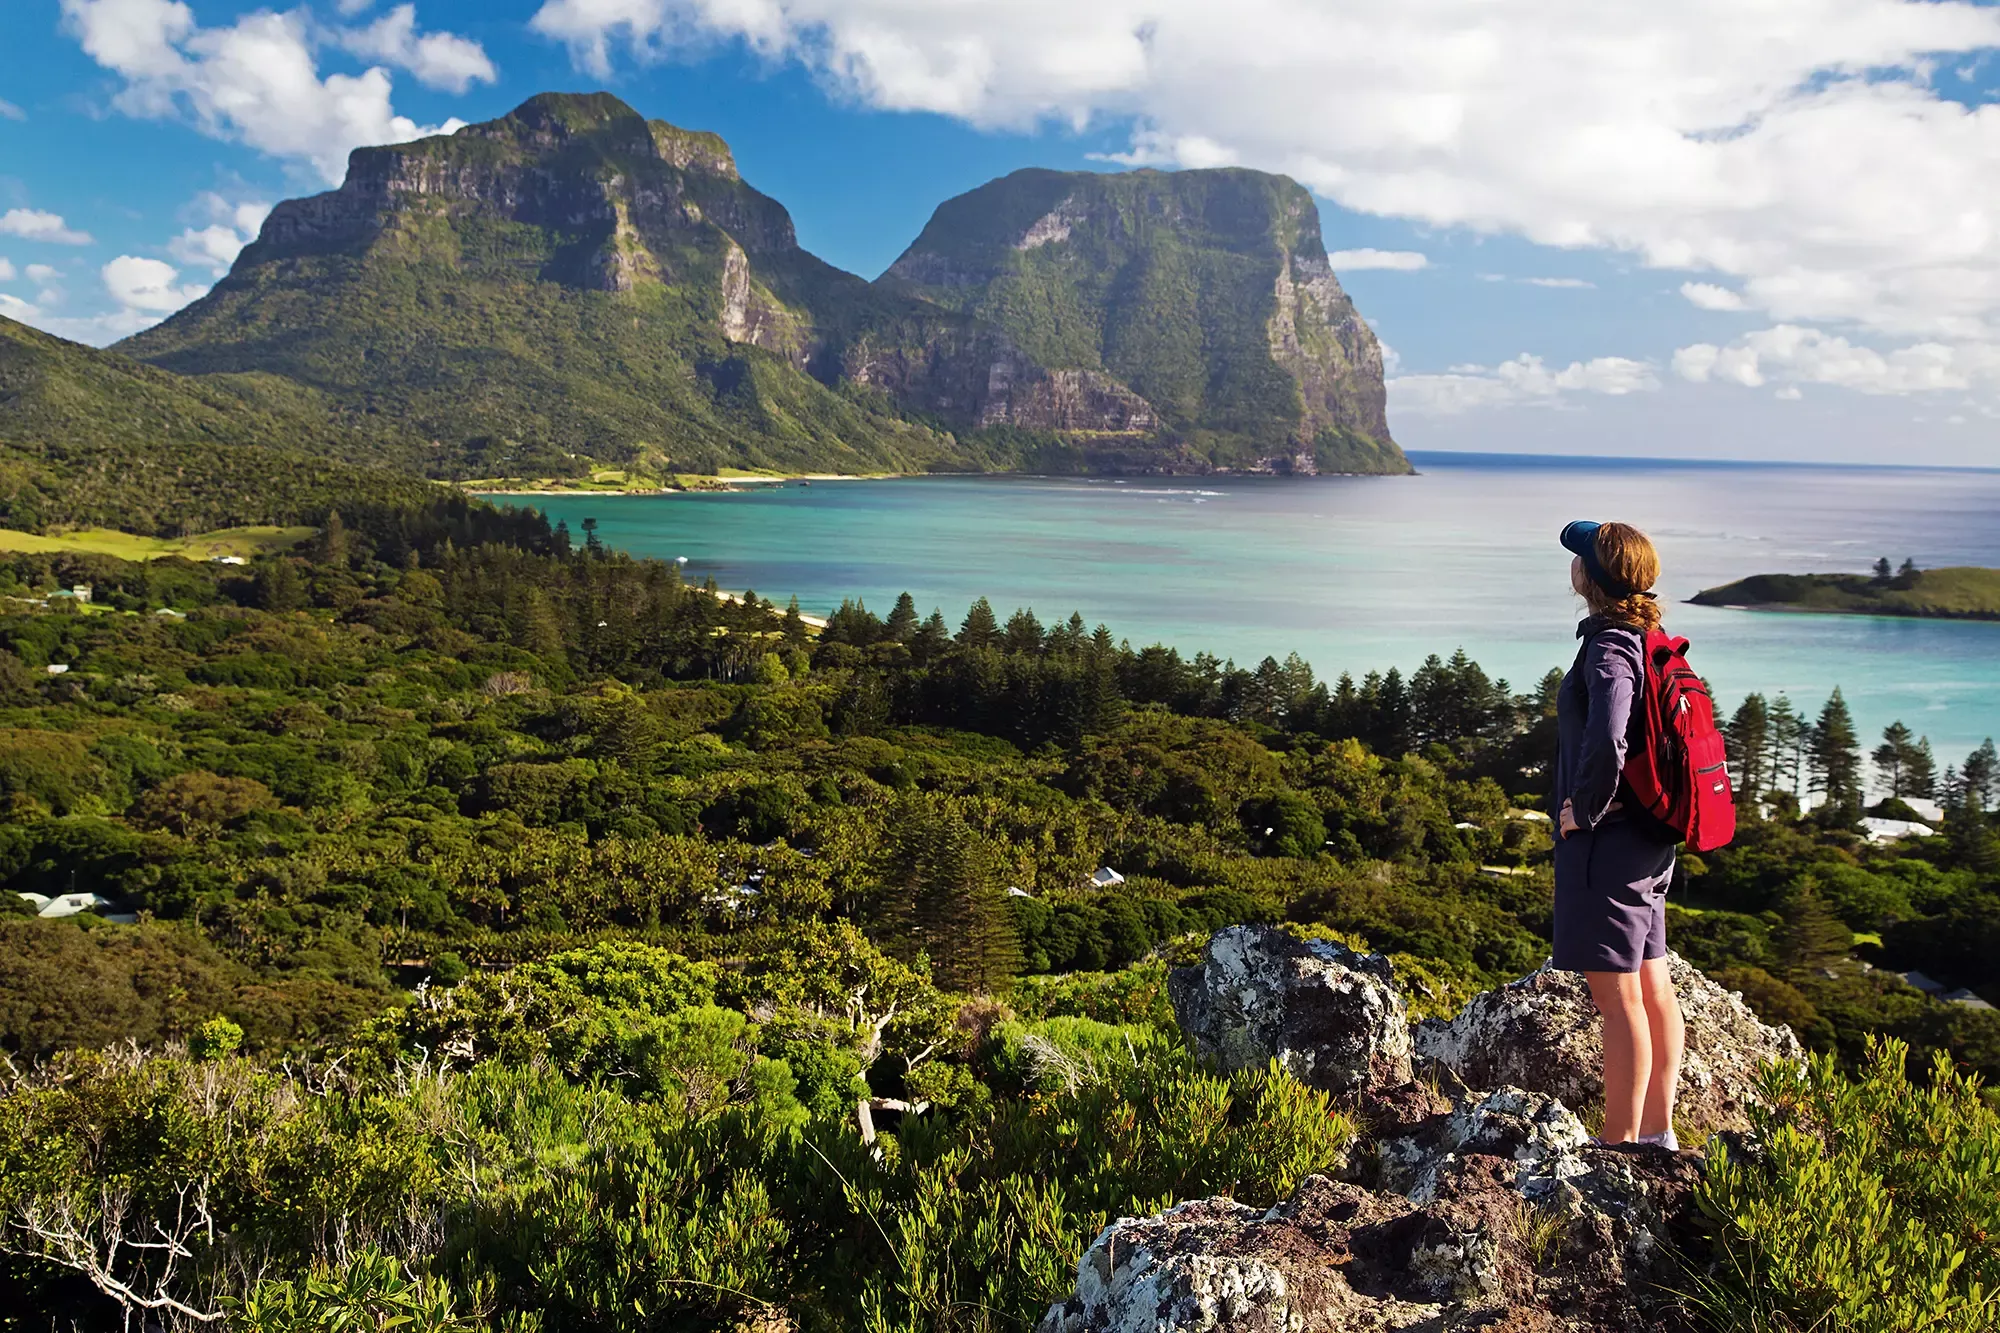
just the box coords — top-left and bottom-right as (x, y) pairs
(884, 592), (920, 643)
(1775, 880), (1852, 977)
(1727, 694), (1771, 805)
(1809, 688), (1863, 823)
(911, 610), (951, 664)
(1873, 721), (1914, 800)
(958, 597), (1000, 649)
(1906, 737), (1938, 799)
(1766, 695), (1806, 800)
(889, 800), (1022, 993)
(1963, 738), (2000, 811)
(1002, 607), (1045, 655)
(1872, 556), (1892, 581)
(783, 598), (810, 649)
(1371, 668), (1414, 758)
(510, 586), (567, 664)
(314, 509), (351, 566)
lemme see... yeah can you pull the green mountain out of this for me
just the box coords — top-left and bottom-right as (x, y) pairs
(0, 315), (440, 534)
(121, 92), (1406, 478)
(879, 167), (1407, 474)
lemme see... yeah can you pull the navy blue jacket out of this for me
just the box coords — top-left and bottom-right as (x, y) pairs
(1554, 615), (1647, 831)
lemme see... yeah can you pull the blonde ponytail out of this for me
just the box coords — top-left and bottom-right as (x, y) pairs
(1581, 522), (1664, 631)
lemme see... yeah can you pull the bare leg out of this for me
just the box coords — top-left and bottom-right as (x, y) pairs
(1638, 956), (1684, 1140)
(1585, 970), (1650, 1142)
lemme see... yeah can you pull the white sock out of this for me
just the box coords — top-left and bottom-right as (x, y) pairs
(1638, 1129), (1679, 1152)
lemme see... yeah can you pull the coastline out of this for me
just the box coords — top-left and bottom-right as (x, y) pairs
(1695, 601), (2000, 624)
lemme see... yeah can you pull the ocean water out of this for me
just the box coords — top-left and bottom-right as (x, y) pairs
(533, 454), (2000, 765)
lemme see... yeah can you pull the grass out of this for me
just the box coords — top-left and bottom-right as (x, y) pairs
(0, 525), (315, 562)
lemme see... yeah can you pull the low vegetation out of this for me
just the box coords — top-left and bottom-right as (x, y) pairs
(0, 498), (1989, 1329)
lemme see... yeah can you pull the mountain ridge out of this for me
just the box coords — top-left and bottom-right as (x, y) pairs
(120, 91), (1408, 480)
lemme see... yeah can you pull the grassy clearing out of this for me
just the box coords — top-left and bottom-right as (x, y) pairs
(0, 525), (315, 562)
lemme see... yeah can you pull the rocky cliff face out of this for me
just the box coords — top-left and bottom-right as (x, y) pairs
(881, 167), (1408, 474)
(120, 94), (1408, 477)
(1040, 925), (1805, 1332)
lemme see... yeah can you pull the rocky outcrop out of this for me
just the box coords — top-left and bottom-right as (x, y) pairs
(1038, 1152), (1704, 1333)
(1169, 926), (1412, 1093)
(1412, 954), (1804, 1137)
(1038, 929), (1800, 1332)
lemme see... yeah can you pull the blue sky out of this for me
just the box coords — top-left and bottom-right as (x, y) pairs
(6, 0), (2000, 464)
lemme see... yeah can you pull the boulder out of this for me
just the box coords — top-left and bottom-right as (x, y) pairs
(1035, 1161), (1701, 1333)
(1410, 953), (1803, 1137)
(1168, 925), (1413, 1092)
(1368, 1085), (1592, 1205)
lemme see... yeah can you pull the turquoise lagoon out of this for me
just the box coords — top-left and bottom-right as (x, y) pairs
(534, 454), (2000, 765)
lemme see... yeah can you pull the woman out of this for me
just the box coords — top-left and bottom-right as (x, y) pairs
(1553, 520), (1684, 1151)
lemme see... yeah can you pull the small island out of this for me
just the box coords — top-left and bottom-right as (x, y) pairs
(1690, 559), (2000, 620)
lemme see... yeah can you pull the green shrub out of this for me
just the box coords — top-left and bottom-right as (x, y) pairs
(1692, 1036), (2000, 1333)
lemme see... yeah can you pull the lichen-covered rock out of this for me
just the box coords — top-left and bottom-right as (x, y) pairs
(1369, 1086), (1592, 1204)
(1411, 952), (1803, 1137)
(1169, 925), (1413, 1093)
(1036, 1163), (1709, 1333)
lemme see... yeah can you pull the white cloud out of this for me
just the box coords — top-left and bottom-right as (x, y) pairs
(24, 264), (60, 284)
(61, 0), (480, 183)
(533, 0), (2000, 351)
(335, 4), (498, 94)
(1327, 248), (1428, 272)
(0, 293), (38, 320)
(102, 254), (207, 313)
(167, 193), (272, 275)
(1674, 325), (1989, 394)
(0, 209), (93, 245)
(1524, 277), (1593, 289)
(0, 259), (13, 282)
(1681, 281), (1749, 312)
(336, 0), (377, 13)
(1391, 352), (1660, 414)
(0, 98), (25, 121)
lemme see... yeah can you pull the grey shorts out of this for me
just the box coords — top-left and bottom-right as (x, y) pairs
(1552, 817), (1676, 973)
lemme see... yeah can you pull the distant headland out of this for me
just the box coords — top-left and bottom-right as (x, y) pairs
(1690, 562), (2000, 620)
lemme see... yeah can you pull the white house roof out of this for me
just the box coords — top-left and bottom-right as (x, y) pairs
(1899, 970), (1945, 994)
(1005, 886), (1033, 898)
(37, 891), (112, 919)
(1090, 867), (1125, 887)
(1942, 989), (1995, 1010)
(1861, 817), (1934, 842)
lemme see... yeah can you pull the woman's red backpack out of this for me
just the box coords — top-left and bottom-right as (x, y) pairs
(1625, 630), (1736, 851)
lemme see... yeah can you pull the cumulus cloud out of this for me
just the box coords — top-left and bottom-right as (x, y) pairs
(1674, 325), (1988, 395)
(1327, 248), (1428, 272)
(1681, 281), (1749, 312)
(102, 254), (207, 313)
(0, 293), (40, 320)
(167, 194), (272, 276)
(530, 0), (2000, 349)
(0, 209), (93, 245)
(1391, 352), (1660, 415)
(0, 98), (25, 121)
(61, 0), (480, 183)
(1524, 277), (1593, 289)
(25, 264), (61, 284)
(335, 4), (498, 94)
(0, 259), (14, 282)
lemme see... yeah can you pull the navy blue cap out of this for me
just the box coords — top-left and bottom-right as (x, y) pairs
(1560, 520), (1637, 597)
